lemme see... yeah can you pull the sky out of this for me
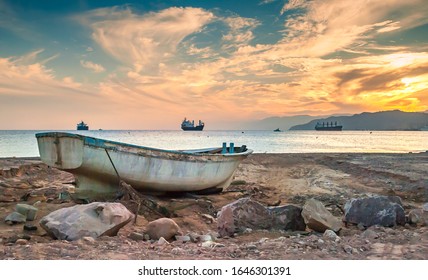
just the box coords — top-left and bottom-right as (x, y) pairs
(1, 0), (428, 129)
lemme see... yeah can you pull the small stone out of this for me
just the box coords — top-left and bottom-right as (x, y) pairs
(146, 218), (181, 240)
(82, 236), (96, 243)
(201, 214), (216, 224)
(198, 234), (213, 242)
(423, 203), (428, 212)
(361, 229), (379, 239)
(157, 237), (169, 245)
(128, 232), (145, 241)
(258, 237), (269, 243)
(15, 239), (28, 245)
(15, 204), (38, 221)
(317, 239), (325, 245)
(171, 247), (184, 255)
(143, 234), (150, 241)
(23, 224), (38, 231)
(357, 223), (366, 230)
(246, 244), (257, 250)
(323, 229), (340, 242)
(343, 245), (353, 254)
(243, 228), (253, 234)
(5, 212), (26, 224)
(175, 235), (191, 243)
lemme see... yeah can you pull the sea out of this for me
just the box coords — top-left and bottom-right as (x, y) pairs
(0, 130), (427, 158)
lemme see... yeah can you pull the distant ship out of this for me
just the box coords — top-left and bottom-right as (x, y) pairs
(181, 118), (204, 131)
(273, 128), (281, 132)
(77, 121), (89, 130)
(315, 121), (342, 131)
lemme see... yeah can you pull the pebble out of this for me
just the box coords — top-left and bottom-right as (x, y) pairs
(171, 247), (184, 255)
(323, 229), (341, 242)
(175, 235), (191, 243)
(15, 239), (28, 245)
(23, 224), (38, 231)
(82, 236), (96, 244)
(246, 244), (257, 250)
(343, 245), (353, 254)
(258, 238), (269, 243)
(361, 229), (379, 239)
(157, 237), (169, 246)
(128, 232), (145, 241)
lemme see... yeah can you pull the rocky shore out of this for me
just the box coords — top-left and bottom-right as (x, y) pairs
(0, 153), (427, 260)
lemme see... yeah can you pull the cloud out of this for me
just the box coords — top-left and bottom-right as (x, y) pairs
(77, 6), (215, 73)
(80, 60), (105, 73)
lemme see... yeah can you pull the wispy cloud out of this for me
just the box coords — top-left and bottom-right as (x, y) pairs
(80, 60), (105, 73)
(77, 6), (215, 73)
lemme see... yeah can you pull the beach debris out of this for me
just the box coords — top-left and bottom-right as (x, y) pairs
(301, 198), (342, 233)
(5, 212), (27, 225)
(344, 195), (406, 227)
(268, 205), (306, 231)
(145, 218), (181, 241)
(217, 198), (272, 237)
(408, 209), (428, 226)
(39, 202), (133, 241)
(15, 203), (38, 221)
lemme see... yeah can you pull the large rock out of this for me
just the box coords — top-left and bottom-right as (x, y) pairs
(301, 198), (342, 232)
(217, 198), (272, 237)
(145, 218), (181, 240)
(39, 202), (134, 241)
(268, 205), (306, 231)
(344, 195), (405, 227)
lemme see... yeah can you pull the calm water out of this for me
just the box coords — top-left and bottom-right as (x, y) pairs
(0, 130), (427, 157)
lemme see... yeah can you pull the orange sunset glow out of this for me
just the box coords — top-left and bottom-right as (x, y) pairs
(0, 0), (427, 129)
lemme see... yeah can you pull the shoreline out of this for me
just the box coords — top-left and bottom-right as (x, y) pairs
(0, 153), (427, 259)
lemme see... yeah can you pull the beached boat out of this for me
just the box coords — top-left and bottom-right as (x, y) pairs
(77, 121), (89, 130)
(35, 132), (252, 196)
(315, 121), (343, 131)
(181, 118), (204, 131)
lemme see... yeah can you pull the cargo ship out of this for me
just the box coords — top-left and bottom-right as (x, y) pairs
(181, 118), (204, 131)
(315, 121), (342, 131)
(77, 121), (89, 130)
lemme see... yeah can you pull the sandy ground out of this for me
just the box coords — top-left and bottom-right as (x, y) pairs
(0, 153), (427, 260)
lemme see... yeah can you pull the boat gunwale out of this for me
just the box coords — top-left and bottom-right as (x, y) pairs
(35, 132), (253, 158)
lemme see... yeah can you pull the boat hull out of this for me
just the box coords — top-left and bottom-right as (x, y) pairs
(181, 125), (204, 131)
(315, 126), (343, 131)
(36, 132), (252, 195)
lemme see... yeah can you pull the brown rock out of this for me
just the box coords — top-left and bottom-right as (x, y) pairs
(408, 209), (428, 226)
(145, 218), (181, 240)
(15, 239), (28, 245)
(302, 198), (342, 232)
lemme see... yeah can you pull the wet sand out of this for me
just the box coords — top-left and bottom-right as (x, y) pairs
(0, 153), (427, 259)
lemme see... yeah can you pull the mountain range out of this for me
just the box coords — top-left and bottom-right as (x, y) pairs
(289, 110), (428, 131)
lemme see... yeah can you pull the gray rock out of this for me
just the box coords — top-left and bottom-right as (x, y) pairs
(344, 196), (406, 227)
(157, 237), (169, 245)
(175, 235), (191, 243)
(408, 209), (428, 226)
(16, 203), (38, 221)
(5, 212), (27, 224)
(23, 224), (38, 231)
(217, 198), (272, 237)
(301, 199), (342, 232)
(423, 203), (428, 212)
(128, 232), (145, 241)
(268, 205), (306, 231)
(39, 202), (133, 241)
(323, 229), (341, 242)
(145, 218), (181, 240)
(361, 229), (379, 239)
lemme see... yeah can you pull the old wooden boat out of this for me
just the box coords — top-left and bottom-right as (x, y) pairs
(35, 132), (252, 195)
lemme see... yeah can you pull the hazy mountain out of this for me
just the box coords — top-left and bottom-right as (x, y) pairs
(289, 110), (428, 131)
(238, 115), (329, 130)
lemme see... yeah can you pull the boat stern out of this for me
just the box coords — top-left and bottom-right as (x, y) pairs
(36, 132), (84, 169)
